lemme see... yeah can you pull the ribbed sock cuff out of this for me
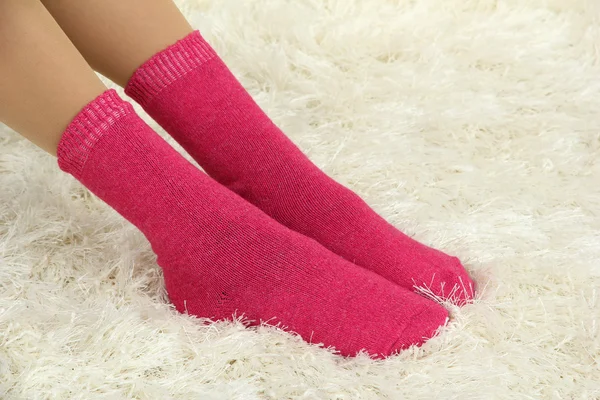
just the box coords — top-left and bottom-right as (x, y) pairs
(57, 89), (134, 178)
(125, 30), (217, 108)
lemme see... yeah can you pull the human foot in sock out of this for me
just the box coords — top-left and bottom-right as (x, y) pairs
(58, 90), (449, 358)
(125, 31), (475, 305)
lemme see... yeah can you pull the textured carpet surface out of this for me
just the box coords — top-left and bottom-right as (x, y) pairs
(1, 0), (599, 398)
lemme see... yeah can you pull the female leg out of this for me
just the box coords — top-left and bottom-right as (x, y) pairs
(0, 0), (106, 154)
(0, 0), (447, 358)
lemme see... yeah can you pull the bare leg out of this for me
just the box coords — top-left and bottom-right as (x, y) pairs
(40, 0), (193, 87)
(0, 0), (107, 155)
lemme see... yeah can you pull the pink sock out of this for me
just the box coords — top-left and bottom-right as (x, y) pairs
(57, 89), (448, 358)
(125, 31), (475, 305)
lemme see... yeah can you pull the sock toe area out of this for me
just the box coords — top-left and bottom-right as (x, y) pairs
(425, 256), (475, 306)
(387, 301), (449, 356)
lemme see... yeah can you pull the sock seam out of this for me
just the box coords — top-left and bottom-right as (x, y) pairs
(125, 30), (217, 107)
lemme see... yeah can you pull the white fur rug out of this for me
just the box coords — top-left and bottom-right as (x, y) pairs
(1, 0), (599, 398)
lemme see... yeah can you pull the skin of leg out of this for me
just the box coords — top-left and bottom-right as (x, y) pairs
(40, 0), (193, 87)
(0, 0), (107, 156)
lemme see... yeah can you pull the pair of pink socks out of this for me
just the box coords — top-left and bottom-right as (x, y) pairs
(57, 31), (474, 358)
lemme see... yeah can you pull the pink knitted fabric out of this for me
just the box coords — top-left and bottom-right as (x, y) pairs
(57, 89), (449, 358)
(125, 31), (475, 305)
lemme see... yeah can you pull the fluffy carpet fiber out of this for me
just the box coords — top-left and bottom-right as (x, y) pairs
(1, 0), (599, 398)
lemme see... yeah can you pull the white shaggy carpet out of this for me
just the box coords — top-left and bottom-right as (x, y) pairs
(1, 0), (599, 398)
